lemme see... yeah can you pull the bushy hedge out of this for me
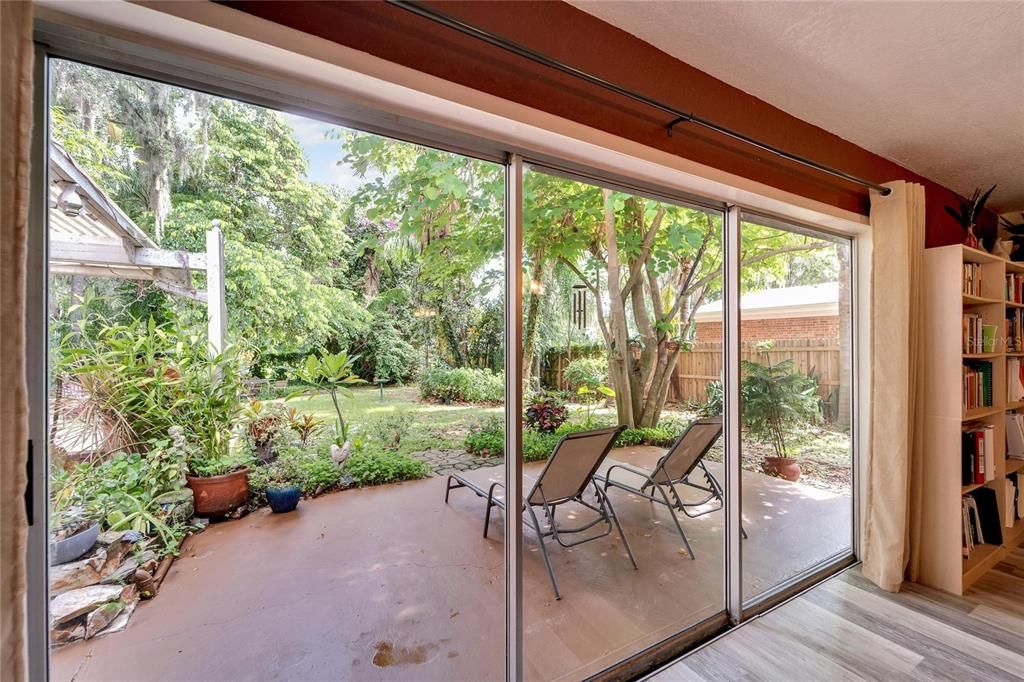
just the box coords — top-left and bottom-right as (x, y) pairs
(419, 365), (504, 404)
(248, 445), (344, 499)
(465, 420), (684, 462)
(343, 448), (430, 486)
(563, 357), (608, 390)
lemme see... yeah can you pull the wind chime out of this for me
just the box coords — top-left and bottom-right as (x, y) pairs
(571, 284), (588, 330)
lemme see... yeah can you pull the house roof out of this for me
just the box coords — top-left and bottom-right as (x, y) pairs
(693, 283), (839, 323)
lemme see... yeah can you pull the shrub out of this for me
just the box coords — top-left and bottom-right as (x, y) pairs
(699, 380), (723, 418)
(343, 448), (430, 486)
(368, 410), (415, 449)
(248, 445), (343, 499)
(563, 357), (608, 391)
(616, 426), (680, 448)
(419, 365), (504, 403)
(524, 395), (568, 433)
(465, 428), (505, 457)
(742, 351), (821, 459)
(523, 430), (560, 462)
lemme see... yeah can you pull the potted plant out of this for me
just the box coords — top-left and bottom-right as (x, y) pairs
(264, 460), (302, 514)
(945, 185), (996, 251)
(741, 343), (820, 482)
(241, 400), (283, 464)
(179, 423), (251, 517)
(49, 507), (100, 566)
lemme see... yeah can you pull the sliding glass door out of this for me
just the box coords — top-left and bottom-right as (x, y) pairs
(35, 46), (859, 682)
(519, 165), (727, 679)
(738, 215), (856, 603)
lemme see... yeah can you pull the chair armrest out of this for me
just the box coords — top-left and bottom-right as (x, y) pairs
(603, 463), (658, 488)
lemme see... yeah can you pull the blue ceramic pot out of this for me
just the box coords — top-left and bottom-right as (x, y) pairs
(266, 486), (301, 513)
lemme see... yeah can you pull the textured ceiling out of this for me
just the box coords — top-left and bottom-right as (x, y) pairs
(569, 1), (1024, 211)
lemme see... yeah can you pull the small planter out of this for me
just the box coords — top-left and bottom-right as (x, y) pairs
(761, 456), (801, 482)
(187, 467), (250, 516)
(266, 485), (301, 514)
(49, 521), (99, 566)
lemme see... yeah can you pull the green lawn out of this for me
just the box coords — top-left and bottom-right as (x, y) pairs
(277, 385), (503, 456)
(279, 385), (852, 492)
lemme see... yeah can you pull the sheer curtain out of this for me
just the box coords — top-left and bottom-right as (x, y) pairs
(862, 180), (926, 592)
(1, 2), (33, 679)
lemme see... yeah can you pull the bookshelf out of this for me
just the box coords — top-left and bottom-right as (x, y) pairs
(920, 244), (1024, 594)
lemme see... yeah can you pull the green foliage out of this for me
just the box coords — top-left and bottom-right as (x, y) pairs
(248, 445), (343, 498)
(741, 345), (821, 459)
(368, 410), (415, 449)
(418, 365), (504, 404)
(465, 417), (505, 457)
(288, 351), (366, 444)
(51, 438), (189, 554)
(343, 448), (430, 486)
(699, 380), (723, 418)
(357, 312), (420, 384)
(615, 426), (680, 448)
(563, 357), (608, 390)
(53, 306), (245, 476)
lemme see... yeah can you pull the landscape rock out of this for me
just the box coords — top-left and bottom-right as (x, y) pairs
(339, 474), (356, 490)
(49, 585), (123, 626)
(97, 529), (143, 546)
(100, 539), (135, 576)
(85, 600), (124, 638)
(50, 621), (85, 646)
(190, 517), (209, 531)
(225, 505), (249, 520)
(101, 556), (138, 585)
(96, 597), (137, 636)
(49, 550), (106, 596)
(161, 488), (195, 526)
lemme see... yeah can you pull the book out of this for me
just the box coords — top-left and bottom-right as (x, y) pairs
(1008, 357), (1024, 403)
(962, 361), (993, 411)
(1006, 413), (1024, 458)
(964, 422), (995, 484)
(1004, 478), (1016, 528)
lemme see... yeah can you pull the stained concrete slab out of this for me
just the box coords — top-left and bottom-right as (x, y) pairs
(52, 446), (851, 681)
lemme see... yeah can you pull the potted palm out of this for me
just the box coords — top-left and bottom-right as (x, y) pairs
(741, 344), (820, 482)
(945, 185), (996, 251)
(179, 346), (250, 516)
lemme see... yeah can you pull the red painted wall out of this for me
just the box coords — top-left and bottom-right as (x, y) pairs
(223, 0), (988, 247)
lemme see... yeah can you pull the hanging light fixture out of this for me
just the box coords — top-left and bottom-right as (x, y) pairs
(57, 183), (84, 217)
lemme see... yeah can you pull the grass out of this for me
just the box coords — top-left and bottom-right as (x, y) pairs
(280, 385), (853, 493)
(277, 385), (502, 456)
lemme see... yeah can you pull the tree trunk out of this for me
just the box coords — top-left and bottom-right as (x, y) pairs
(522, 249), (545, 391)
(837, 245), (852, 428)
(600, 190), (636, 427)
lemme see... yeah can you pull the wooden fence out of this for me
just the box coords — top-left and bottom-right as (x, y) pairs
(543, 337), (841, 406)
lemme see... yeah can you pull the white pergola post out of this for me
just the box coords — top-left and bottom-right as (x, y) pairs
(206, 222), (227, 356)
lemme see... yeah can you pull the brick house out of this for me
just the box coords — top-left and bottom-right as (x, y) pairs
(693, 282), (839, 342)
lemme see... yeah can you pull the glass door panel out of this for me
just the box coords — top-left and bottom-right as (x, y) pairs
(520, 165), (726, 679)
(45, 58), (505, 681)
(738, 217), (855, 602)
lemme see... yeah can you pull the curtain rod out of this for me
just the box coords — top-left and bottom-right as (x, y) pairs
(387, 0), (892, 197)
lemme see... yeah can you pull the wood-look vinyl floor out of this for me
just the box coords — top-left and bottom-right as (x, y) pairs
(653, 550), (1024, 681)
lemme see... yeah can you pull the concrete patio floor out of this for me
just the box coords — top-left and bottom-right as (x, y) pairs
(52, 446), (851, 682)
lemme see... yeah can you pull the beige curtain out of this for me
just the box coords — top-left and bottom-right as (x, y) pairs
(862, 180), (926, 592)
(1, 2), (33, 680)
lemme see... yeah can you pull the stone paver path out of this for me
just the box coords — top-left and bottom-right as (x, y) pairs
(411, 448), (500, 475)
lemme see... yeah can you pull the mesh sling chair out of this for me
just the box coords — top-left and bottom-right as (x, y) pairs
(595, 417), (744, 560)
(444, 425), (637, 599)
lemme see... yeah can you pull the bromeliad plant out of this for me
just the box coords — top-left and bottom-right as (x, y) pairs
(524, 394), (568, 433)
(288, 351), (367, 445)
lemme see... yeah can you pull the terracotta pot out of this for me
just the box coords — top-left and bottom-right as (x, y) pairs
(187, 467), (250, 516)
(761, 456), (801, 482)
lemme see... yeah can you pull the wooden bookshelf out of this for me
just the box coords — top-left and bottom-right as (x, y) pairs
(920, 244), (1024, 595)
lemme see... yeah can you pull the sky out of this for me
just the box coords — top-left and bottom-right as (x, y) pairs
(281, 112), (374, 192)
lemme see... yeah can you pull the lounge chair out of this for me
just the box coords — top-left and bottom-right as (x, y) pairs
(444, 425), (637, 599)
(595, 417), (743, 560)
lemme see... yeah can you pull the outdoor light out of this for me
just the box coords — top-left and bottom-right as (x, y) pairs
(58, 183), (84, 217)
(572, 284), (588, 330)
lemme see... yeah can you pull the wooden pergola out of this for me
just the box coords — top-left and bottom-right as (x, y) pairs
(48, 141), (226, 352)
